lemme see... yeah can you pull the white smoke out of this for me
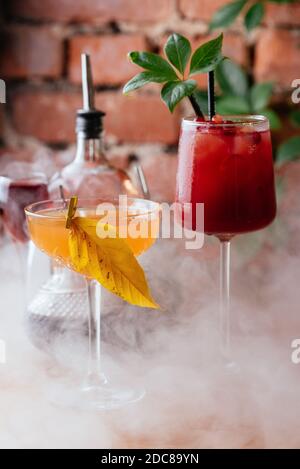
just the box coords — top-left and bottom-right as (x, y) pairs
(1, 154), (300, 448)
(1, 216), (300, 448)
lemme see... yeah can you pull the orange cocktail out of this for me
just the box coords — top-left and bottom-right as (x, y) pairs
(26, 200), (159, 272)
(24, 197), (160, 411)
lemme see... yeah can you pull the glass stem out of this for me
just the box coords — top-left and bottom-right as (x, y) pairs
(84, 279), (107, 389)
(220, 239), (231, 358)
(14, 239), (28, 282)
(14, 240), (30, 303)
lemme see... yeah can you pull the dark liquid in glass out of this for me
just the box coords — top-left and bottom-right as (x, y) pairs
(3, 179), (49, 242)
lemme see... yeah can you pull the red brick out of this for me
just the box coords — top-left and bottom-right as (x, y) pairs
(7, 0), (174, 24)
(11, 90), (180, 144)
(11, 91), (80, 143)
(69, 34), (147, 86)
(140, 153), (178, 202)
(179, 0), (229, 21)
(0, 25), (63, 79)
(255, 30), (300, 88)
(96, 92), (180, 144)
(218, 33), (247, 66)
(265, 2), (300, 26)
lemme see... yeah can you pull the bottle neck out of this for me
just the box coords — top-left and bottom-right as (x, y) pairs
(74, 132), (107, 164)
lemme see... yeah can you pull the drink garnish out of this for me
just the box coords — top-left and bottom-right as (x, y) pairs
(66, 195), (78, 228)
(65, 196), (159, 309)
(212, 114), (223, 124)
(123, 33), (224, 118)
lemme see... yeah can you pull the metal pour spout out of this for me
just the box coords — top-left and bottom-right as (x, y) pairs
(81, 53), (95, 110)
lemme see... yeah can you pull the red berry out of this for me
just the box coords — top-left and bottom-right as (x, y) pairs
(212, 114), (223, 124)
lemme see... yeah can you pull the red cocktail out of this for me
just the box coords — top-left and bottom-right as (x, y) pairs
(176, 115), (277, 364)
(176, 116), (276, 238)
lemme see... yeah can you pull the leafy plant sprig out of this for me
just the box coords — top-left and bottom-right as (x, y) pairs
(215, 59), (280, 129)
(123, 33), (224, 117)
(210, 0), (300, 164)
(214, 58), (300, 164)
(210, 0), (297, 32)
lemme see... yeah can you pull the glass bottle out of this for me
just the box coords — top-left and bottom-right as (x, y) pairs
(51, 136), (138, 199)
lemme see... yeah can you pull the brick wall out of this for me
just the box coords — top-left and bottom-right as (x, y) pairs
(0, 0), (300, 201)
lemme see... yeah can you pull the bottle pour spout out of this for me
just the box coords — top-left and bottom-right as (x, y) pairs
(81, 53), (95, 111)
(76, 53), (105, 138)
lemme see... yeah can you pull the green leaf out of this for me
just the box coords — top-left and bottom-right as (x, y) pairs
(190, 34), (224, 76)
(271, 0), (296, 3)
(216, 95), (251, 114)
(250, 82), (273, 112)
(161, 80), (197, 113)
(277, 136), (300, 164)
(190, 89), (209, 116)
(261, 109), (282, 131)
(290, 110), (300, 128)
(164, 33), (191, 76)
(123, 71), (169, 94)
(244, 3), (265, 31)
(210, 0), (247, 30)
(216, 59), (249, 97)
(128, 51), (178, 80)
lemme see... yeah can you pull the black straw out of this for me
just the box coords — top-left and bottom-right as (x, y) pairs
(189, 94), (204, 119)
(208, 71), (216, 120)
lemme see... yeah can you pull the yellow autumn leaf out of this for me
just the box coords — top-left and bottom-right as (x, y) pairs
(68, 216), (159, 309)
(68, 225), (89, 271)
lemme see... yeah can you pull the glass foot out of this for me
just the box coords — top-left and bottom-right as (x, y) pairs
(220, 349), (240, 374)
(47, 379), (145, 411)
(224, 360), (240, 374)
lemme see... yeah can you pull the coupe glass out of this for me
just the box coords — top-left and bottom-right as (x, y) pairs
(176, 115), (276, 363)
(25, 197), (160, 410)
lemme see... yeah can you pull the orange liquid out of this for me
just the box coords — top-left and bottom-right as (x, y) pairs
(27, 208), (159, 270)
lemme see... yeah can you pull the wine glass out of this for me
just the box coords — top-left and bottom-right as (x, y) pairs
(0, 172), (49, 284)
(25, 197), (160, 410)
(176, 115), (276, 363)
(0, 172), (49, 243)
